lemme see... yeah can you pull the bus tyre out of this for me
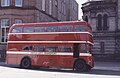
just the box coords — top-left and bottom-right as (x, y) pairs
(21, 58), (31, 69)
(74, 60), (87, 72)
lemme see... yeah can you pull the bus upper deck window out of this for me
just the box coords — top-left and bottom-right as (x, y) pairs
(47, 26), (58, 32)
(59, 26), (68, 32)
(81, 26), (86, 31)
(88, 27), (92, 33)
(23, 27), (34, 33)
(35, 27), (46, 32)
(12, 27), (22, 33)
(74, 25), (86, 32)
(67, 26), (73, 32)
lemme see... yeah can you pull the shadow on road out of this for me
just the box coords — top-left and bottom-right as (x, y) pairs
(23, 67), (120, 76)
(27, 67), (120, 76)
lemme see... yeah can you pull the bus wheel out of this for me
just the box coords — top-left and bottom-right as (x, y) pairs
(74, 60), (87, 72)
(21, 58), (31, 69)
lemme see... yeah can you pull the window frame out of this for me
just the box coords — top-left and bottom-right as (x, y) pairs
(97, 14), (102, 31)
(15, 0), (23, 7)
(1, 19), (9, 28)
(49, 0), (52, 15)
(103, 14), (108, 30)
(1, 18), (9, 43)
(42, 0), (45, 11)
(15, 19), (23, 24)
(1, 0), (10, 7)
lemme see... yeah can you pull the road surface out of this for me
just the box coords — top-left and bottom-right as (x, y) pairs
(0, 62), (120, 78)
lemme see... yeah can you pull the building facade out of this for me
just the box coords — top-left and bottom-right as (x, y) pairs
(82, 0), (120, 61)
(0, 0), (78, 61)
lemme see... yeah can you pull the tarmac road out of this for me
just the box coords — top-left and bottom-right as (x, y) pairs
(0, 62), (120, 78)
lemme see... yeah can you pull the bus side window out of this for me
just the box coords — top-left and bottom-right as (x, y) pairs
(74, 25), (81, 32)
(33, 46), (38, 52)
(59, 26), (68, 32)
(12, 27), (22, 33)
(67, 26), (73, 32)
(81, 26), (86, 31)
(38, 46), (44, 52)
(33, 46), (44, 52)
(58, 46), (64, 52)
(35, 27), (46, 32)
(58, 46), (72, 52)
(64, 46), (72, 52)
(88, 27), (92, 33)
(46, 46), (57, 52)
(22, 46), (33, 51)
(47, 26), (58, 32)
(23, 27), (34, 33)
(74, 25), (86, 32)
(80, 44), (88, 53)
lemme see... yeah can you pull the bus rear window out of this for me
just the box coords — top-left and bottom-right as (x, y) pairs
(74, 25), (86, 32)
(12, 27), (22, 33)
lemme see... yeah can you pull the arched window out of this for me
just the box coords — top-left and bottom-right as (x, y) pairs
(97, 14), (102, 31)
(85, 16), (88, 22)
(103, 14), (108, 30)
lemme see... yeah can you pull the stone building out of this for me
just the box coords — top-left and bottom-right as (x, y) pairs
(82, 0), (120, 61)
(0, 0), (78, 61)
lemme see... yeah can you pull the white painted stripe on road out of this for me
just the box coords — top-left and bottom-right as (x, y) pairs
(6, 51), (92, 56)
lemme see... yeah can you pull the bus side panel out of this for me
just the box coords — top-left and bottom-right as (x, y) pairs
(32, 55), (74, 68)
(6, 54), (18, 65)
(9, 33), (88, 42)
(58, 55), (74, 68)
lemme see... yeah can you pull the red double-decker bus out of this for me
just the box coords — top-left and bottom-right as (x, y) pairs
(6, 21), (94, 72)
